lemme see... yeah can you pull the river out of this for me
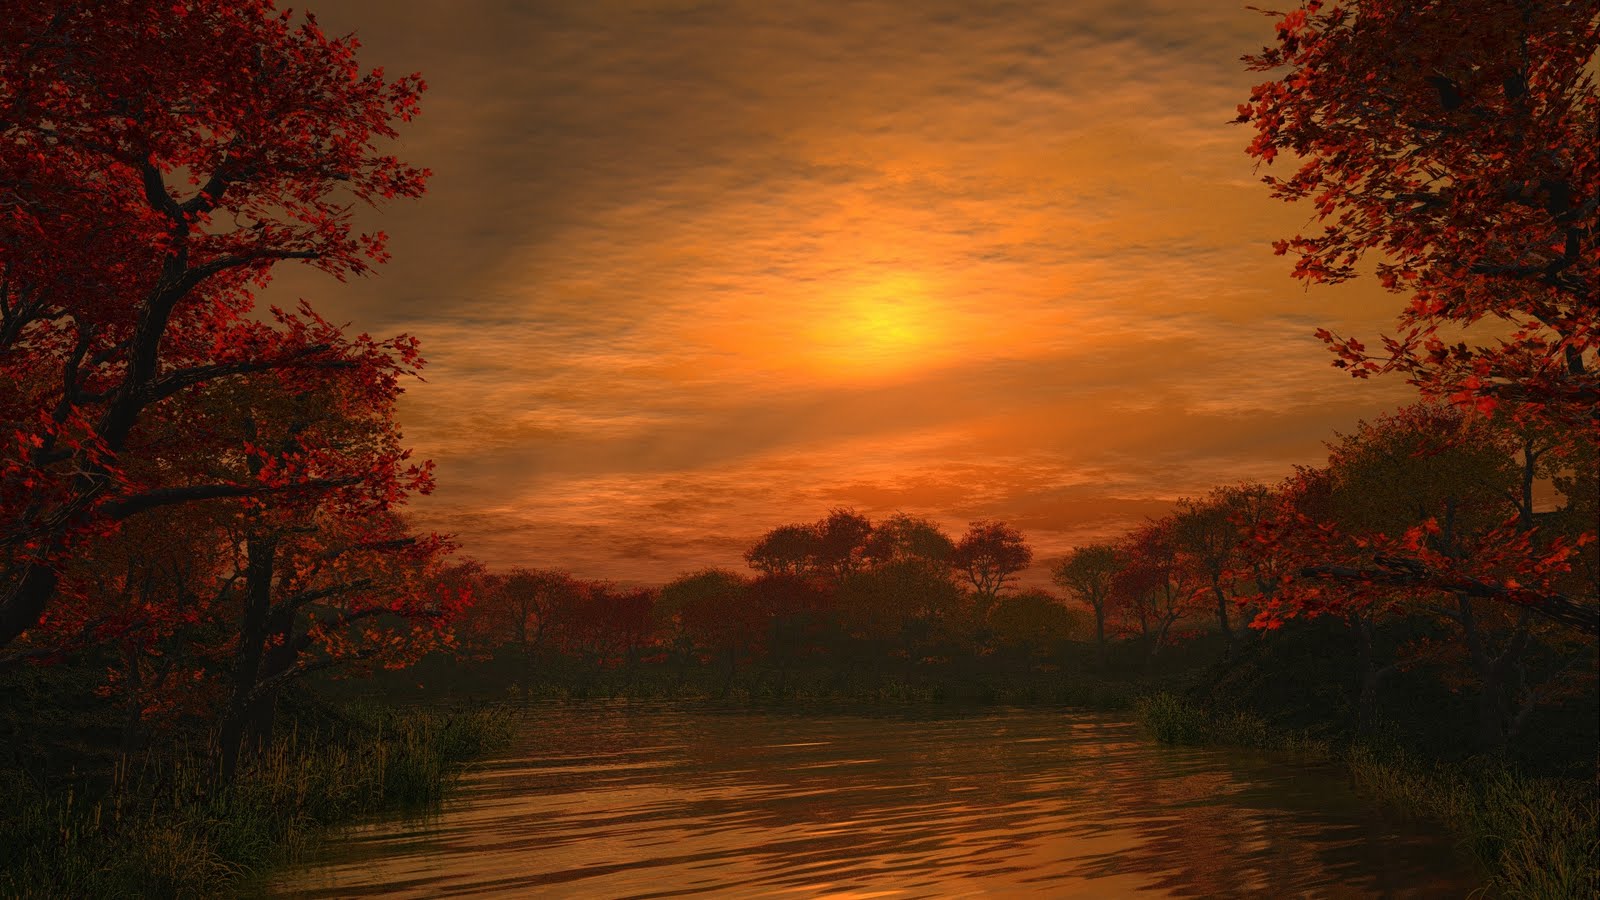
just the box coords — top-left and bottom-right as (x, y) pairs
(269, 703), (1479, 898)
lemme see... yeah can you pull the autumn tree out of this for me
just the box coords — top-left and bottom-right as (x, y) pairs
(1051, 544), (1121, 662)
(831, 513), (960, 649)
(219, 507), (458, 776)
(1237, 0), (1598, 430)
(52, 500), (236, 755)
(862, 512), (956, 568)
(0, 0), (430, 651)
(951, 520), (1034, 617)
(1172, 485), (1276, 647)
(494, 568), (585, 691)
(163, 367), (457, 777)
(1111, 519), (1200, 659)
(555, 584), (657, 683)
(744, 508), (874, 580)
(747, 572), (834, 690)
(812, 508), (874, 579)
(1258, 405), (1594, 749)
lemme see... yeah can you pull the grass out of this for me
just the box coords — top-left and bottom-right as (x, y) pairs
(1135, 691), (1600, 899)
(0, 703), (518, 899)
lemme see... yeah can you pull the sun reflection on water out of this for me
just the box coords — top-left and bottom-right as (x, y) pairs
(270, 706), (1480, 899)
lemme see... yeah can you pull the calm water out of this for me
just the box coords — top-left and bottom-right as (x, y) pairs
(270, 704), (1480, 898)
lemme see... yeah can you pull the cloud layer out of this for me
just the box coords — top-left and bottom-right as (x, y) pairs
(267, 0), (1418, 585)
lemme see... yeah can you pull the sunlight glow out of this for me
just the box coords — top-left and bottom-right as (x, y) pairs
(806, 273), (949, 377)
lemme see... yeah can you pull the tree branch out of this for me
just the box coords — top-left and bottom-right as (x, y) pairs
(1300, 560), (1598, 636)
(138, 344), (355, 405)
(98, 476), (361, 522)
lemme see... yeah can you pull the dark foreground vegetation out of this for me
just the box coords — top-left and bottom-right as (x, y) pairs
(0, 682), (514, 899)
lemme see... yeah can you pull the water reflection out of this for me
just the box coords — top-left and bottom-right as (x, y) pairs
(270, 704), (1478, 898)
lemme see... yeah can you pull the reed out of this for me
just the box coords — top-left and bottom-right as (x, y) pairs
(0, 704), (517, 899)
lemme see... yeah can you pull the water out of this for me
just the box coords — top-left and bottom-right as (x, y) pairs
(270, 704), (1480, 898)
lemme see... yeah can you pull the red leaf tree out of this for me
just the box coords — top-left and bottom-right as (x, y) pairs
(0, 0), (429, 650)
(1247, 405), (1595, 747)
(1237, 0), (1598, 429)
(1108, 518), (1206, 658)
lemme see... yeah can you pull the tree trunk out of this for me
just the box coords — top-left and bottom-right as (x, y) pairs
(1453, 597), (1525, 755)
(1093, 603), (1107, 667)
(1350, 612), (1394, 735)
(0, 563), (61, 652)
(1212, 578), (1233, 644)
(120, 641), (145, 759)
(220, 533), (277, 781)
(242, 608), (297, 754)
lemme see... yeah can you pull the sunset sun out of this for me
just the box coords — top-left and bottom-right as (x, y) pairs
(808, 273), (949, 376)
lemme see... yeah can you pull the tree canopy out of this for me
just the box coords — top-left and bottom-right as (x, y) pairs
(1237, 0), (1598, 431)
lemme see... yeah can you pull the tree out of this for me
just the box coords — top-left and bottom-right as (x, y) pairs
(1282, 405), (1596, 637)
(1172, 493), (1244, 644)
(990, 589), (1081, 667)
(1051, 544), (1121, 662)
(54, 500), (235, 755)
(219, 507), (459, 777)
(862, 512), (956, 568)
(1111, 519), (1201, 659)
(161, 368), (457, 776)
(1236, 1), (1598, 430)
(747, 572), (833, 690)
(813, 508), (873, 579)
(744, 524), (820, 576)
(465, 567), (587, 696)
(1255, 405), (1595, 749)
(657, 568), (756, 692)
(744, 509), (874, 581)
(0, 0), (430, 651)
(557, 584), (656, 680)
(951, 520), (1033, 616)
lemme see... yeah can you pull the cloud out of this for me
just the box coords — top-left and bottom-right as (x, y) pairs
(274, 0), (1420, 585)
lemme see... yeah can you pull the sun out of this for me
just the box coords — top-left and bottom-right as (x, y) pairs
(807, 273), (947, 377)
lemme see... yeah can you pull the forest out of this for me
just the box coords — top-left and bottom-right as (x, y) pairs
(2, 0), (1597, 897)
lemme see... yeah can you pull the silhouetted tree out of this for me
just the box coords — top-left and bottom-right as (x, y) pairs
(952, 520), (1033, 618)
(1052, 544), (1120, 662)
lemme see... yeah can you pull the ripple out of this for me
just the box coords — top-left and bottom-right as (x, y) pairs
(269, 705), (1480, 898)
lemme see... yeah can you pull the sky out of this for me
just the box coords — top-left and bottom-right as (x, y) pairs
(264, 0), (1418, 587)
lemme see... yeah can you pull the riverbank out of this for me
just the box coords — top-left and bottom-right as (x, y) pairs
(1134, 692), (1598, 899)
(0, 701), (516, 899)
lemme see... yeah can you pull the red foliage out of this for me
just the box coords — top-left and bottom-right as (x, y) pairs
(1106, 518), (1206, 650)
(1244, 406), (1592, 634)
(1238, 0), (1598, 431)
(0, 0), (430, 650)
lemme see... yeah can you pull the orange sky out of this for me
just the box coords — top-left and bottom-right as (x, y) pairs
(265, 0), (1418, 587)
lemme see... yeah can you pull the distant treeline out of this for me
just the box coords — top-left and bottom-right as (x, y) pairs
(448, 402), (1594, 760)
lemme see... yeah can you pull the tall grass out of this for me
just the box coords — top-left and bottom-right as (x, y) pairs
(1136, 692), (1599, 899)
(0, 704), (517, 899)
